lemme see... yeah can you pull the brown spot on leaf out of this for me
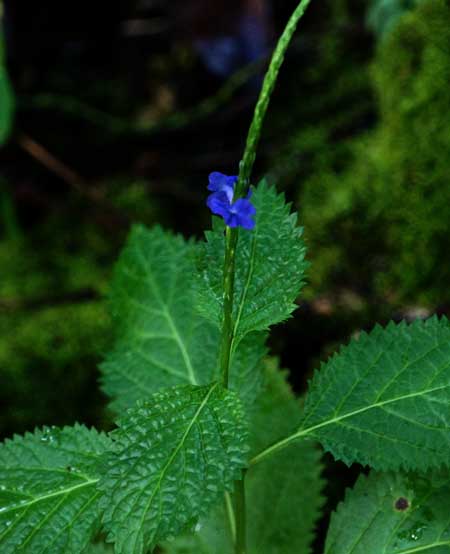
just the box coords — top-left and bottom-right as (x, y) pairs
(395, 497), (410, 511)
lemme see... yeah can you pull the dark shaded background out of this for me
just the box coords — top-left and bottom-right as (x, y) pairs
(1, 0), (449, 549)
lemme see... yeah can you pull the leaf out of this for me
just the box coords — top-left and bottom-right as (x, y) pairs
(295, 316), (450, 470)
(0, 424), (112, 554)
(245, 361), (324, 554)
(196, 181), (308, 342)
(228, 332), (267, 407)
(325, 471), (450, 554)
(85, 541), (114, 554)
(99, 383), (248, 554)
(100, 225), (266, 411)
(160, 502), (233, 554)
(0, 31), (14, 145)
(162, 361), (324, 554)
(84, 542), (114, 554)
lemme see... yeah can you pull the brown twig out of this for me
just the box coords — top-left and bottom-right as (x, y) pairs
(17, 133), (97, 198)
(16, 133), (129, 227)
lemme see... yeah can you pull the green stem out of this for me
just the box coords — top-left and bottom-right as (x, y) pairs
(217, 1), (314, 550)
(234, 476), (247, 554)
(235, 0), (313, 198)
(225, 491), (237, 542)
(220, 226), (238, 387)
(249, 432), (300, 468)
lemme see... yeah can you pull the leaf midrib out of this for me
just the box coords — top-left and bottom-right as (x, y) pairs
(0, 480), (98, 546)
(396, 540), (450, 553)
(297, 382), (450, 438)
(0, 478), (98, 519)
(135, 236), (198, 386)
(250, 382), (450, 466)
(132, 383), (220, 551)
(232, 229), (258, 346)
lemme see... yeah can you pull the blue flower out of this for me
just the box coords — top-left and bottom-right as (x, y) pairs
(206, 172), (256, 230)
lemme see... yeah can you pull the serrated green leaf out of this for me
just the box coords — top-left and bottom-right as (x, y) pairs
(197, 181), (308, 342)
(99, 383), (248, 554)
(162, 362), (324, 554)
(84, 542), (114, 554)
(0, 424), (112, 554)
(282, 317), (450, 471)
(246, 362), (324, 554)
(325, 471), (450, 554)
(100, 225), (266, 411)
(85, 541), (114, 554)
(160, 502), (232, 554)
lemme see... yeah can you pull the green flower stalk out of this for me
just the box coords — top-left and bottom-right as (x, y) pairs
(216, 0), (313, 389)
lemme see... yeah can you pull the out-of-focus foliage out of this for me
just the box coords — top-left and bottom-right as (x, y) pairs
(300, 0), (450, 308)
(266, 1), (374, 193)
(0, 232), (110, 437)
(0, 181), (163, 438)
(366, 0), (423, 38)
(0, 13), (14, 145)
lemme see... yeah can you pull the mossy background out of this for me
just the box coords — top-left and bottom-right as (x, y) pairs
(1, 0), (449, 549)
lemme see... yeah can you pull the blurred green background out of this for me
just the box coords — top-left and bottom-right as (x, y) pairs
(1, 0), (449, 547)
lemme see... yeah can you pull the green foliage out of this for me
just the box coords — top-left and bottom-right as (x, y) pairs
(301, 0), (450, 307)
(298, 317), (450, 470)
(197, 182), (308, 343)
(266, 0), (373, 194)
(0, 302), (109, 436)
(0, 425), (112, 554)
(2, 1), (450, 552)
(162, 362), (324, 554)
(0, 212), (113, 437)
(366, 0), (423, 37)
(100, 225), (266, 411)
(0, 29), (14, 145)
(325, 471), (450, 553)
(159, 498), (232, 554)
(86, 543), (114, 554)
(99, 384), (248, 554)
(0, 230), (111, 435)
(0, 182), (166, 436)
(100, 225), (212, 395)
(246, 363), (324, 554)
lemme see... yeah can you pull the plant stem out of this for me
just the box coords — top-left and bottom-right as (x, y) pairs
(220, 226), (238, 387)
(217, 1), (314, 551)
(235, 0), (313, 199)
(234, 476), (247, 554)
(249, 433), (299, 467)
(225, 491), (237, 542)
(220, 0), (313, 386)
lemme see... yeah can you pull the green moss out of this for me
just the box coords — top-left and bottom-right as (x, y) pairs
(300, 0), (450, 307)
(0, 301), (111, 437)
(366, 0), (424, 38)
(266, 0), (374, 191)
(0, 178), (164, 437)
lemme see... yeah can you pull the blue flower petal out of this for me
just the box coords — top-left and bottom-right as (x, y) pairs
(208, 172), (237, 191)
(232, 198), (256, 217)
(226, 199), (256, 229)
(208, 172), (237, 203)
(206, 191), (231, 219)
